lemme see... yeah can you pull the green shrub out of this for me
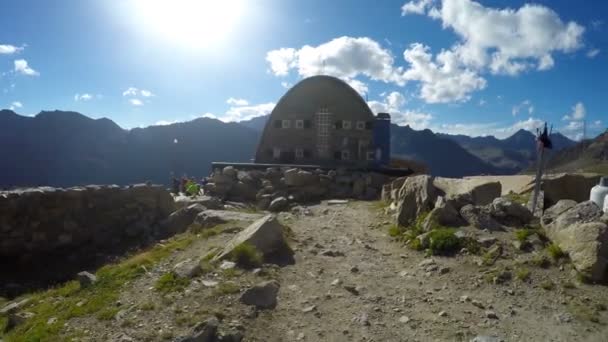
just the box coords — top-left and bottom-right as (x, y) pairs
(532, 255), (551, 268)
(460, 237), (481, 255)
(515, 268), (531, 281)
(214, 282), (240, 296)
(229, 243), (263, 269)
(427, 228), (461, 256)
(140, 301), (156, 311)
(154, 273), (190, 294)
(515, 229), (532, 242)
(547, 243), (566, 260)
(409, 238), (424, 251)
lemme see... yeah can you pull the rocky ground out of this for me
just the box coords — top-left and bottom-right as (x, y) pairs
(2, 200), (608, 342)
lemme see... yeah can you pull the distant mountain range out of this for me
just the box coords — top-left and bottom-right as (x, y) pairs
(438, 129), (576, 174)
(543, 130), (608, 174)
(0, 110), (578, 188)
(0, 110), (258, 188)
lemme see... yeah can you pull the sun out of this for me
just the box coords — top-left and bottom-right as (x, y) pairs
(133, 0), (244, 49)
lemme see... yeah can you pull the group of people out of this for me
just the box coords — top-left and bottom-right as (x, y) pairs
(171, 174), (208, 197)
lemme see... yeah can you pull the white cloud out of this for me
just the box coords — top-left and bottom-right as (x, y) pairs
(402, 0), (436, 15)
(154, 120), (179, 126)
(0, 44), (23, 54)
(266, 48), (297, 76)
(140, 89), (154, 97)
(129, 98), (144, 106)
(280, 81), (292, 89)
(123, 87), (153, 97)
(562, 102), (585, 121)
(586, 49), (600, 58)
(511, 100), (533, 116)
(9, 101), (22, 110)
(402, 43), (486, 103)
(478, 99), (486, 106)
(403, 0), (584, 75)
(222, 102), (275, 122)
(345, 78), (368, 96)
(74, 93), (93, 102)
(368, 91), (432, 129)
(266, 36), (406, 85)
(14, 59), (39, 76)
(226, 97), (249, 106)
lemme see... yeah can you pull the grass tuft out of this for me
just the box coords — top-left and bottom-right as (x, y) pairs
(515, 268), (531, 281)
(154, 272), (190, 294)
(427, 228), (461, 256)
(515, 229), (532, 243)
(540, 280), (555, 291)
(214, 282), (240, 296)
(547, 243), (566, 261)
(228, 243), (263, 269)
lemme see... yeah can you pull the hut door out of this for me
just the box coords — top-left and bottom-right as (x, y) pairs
(316, 108), (332, 159)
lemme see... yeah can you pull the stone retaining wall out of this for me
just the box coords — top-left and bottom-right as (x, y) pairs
(203, 166), (391, 209)
(0, 184), (175, 263)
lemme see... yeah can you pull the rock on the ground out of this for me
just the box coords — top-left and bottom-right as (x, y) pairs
(77, 271), (97, 287)
(268, 197), (289, 212)
(543, 201), (608, 281)
(213, 215), (294, 265)
(470, 336), (504, 342)
(460, 204), (504, 231)
(195, 210), (263, 229)
(173, 258), (202, 279)
(433, 178), (501, 209)
(422, 196), (464, 230)
(541, 199), (577, 228)
(240, 280), (280, 309)
(174, 195), (222, 210)
(489, 197), (533, 226)
(174, 316), (219, 342)
(395, 175), (438, 226)
(0, 298), (30, 315)
(164, 204), (207, 234)
(534, 173), (603, 206)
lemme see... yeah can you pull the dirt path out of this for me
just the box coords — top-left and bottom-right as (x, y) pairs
(58, 201), (607, 342)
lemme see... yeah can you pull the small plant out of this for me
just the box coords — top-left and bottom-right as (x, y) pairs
(229, 243), (263, 269)
(154, 272), (190, 294)
(427, 228), (461, 256)
(460, 237), (482, 255)
(96, 307), (120, 320)
(532, 254), (551, 268)
(408, 238), (424, 251)
(215, 282), (240, 295)
(561, 280), (576, 289)
(388, 224), (403, 238)
(576, 272), (592, 284)
(140, 301), (156, 311)
(120, 319), (135, 328)
(515, 268), (531, 281)
(546, 243), (566, 261)
(515, 229), (532, 242)
(540, 280), (555, 290)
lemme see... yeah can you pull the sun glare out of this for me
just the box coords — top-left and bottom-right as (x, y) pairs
(133, 0), (244, 49)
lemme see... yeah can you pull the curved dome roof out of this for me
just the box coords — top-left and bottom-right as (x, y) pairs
(267, 75), (374, 121)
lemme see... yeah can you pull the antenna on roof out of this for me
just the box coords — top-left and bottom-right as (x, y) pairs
(321, 59), (326, 75)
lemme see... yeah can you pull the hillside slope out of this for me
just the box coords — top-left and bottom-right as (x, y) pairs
(0, 110), (258, 188)
(544, 131), (608, 173)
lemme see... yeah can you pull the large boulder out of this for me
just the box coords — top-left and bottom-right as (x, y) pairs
(433, 178), (501, 209)
(523, 173), (603, 206)
(489, 197), (533, 226)
(163, 204), (206, 234)
(194, 210), (263, 229)
(268, 197), (289, 212)
(422, 196), (465, 230)
(213, 215), (294, 265)
(540, 199), (577, 228)
(284, 169), (319, 187)
(543, 201), (608, 281)
(229, 181), (258, 202)
(460, 204), (504, 231)
(395, 175), (438, 226)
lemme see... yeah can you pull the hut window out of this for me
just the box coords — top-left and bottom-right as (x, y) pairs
(334, 151), (342, 160)
(266, 148), (273, 157)
(303, 149), (312, 158)
(343, 120), (352, 130)
(342, 137), (349, 147)
(334, 120), (343, 129)
(304, 120), (312, 128)
(341, 150), (350, 160)
(274, 120), (282, 128)
(282, 120), (291, 129)
(295, 119), (304, 129)
(366, 151), (375, 160)
(365, 121), (373, 130)
(356, 121), (365, 130)
(272, 147), (281, 159)
(295, 148), (304, 159)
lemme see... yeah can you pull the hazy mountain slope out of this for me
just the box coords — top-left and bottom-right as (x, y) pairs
(0, 110), (259, 188)
(391, 124), (499, 177)
(544, 131), (608, 173)
(439, 129), (576, 173)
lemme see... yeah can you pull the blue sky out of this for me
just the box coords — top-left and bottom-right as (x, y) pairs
(0, 0), (606, 139)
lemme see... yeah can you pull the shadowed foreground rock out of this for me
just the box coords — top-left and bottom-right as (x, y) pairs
(214, 215), (294, 266)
